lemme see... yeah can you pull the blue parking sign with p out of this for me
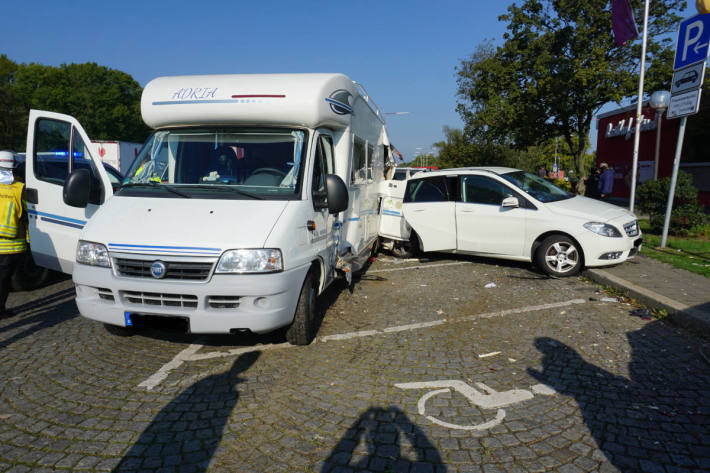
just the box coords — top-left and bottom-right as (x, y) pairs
(674, 14), (710, 70)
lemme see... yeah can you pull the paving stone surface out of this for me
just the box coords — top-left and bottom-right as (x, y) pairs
(1, 255), (709, 472)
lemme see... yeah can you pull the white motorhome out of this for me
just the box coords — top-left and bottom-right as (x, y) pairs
(25, 73), (395, 344)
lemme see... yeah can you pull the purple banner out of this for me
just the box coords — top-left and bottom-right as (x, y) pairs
(612, 0), (639, 46)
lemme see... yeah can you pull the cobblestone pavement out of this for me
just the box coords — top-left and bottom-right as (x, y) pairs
(1, 255), (710, 473)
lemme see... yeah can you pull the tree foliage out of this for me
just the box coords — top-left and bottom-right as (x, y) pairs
(456, 0), (683, 193)
(0, 55), (150, 151)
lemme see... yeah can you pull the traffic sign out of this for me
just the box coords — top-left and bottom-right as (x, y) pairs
(667, 89), (702, 119)
(673, 13), (710, 70)
(671, 62), (706, 94)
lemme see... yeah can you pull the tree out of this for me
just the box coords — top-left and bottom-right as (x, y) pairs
(456, 0), (683, 194)
(0, 58), (150, 151)
(0, 55), (24, 151)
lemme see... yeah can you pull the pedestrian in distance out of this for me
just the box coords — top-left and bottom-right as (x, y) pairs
(585, 166), (601, 199)
(0, 151), (28, 318)
(597, 162), (614, 200)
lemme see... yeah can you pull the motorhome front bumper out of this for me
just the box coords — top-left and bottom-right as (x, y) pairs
(73, 263), (310, 334)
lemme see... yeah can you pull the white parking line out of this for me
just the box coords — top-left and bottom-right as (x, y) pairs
(137, 298), (586, 389)
(137, 343), (203, 391)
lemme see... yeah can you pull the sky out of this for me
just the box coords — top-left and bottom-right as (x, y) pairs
(1, 1), (697, 161)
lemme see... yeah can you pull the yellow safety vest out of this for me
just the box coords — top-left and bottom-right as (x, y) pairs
(0, 182), (27, 254)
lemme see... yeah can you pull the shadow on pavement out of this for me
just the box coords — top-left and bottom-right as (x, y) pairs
(320, 406), (446, 473)
(528, 318), (710, 472)
(112, 351), (260, 473)
(0, 287), (77, 350)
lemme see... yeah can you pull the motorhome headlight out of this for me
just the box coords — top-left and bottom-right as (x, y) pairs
(216, 249), (283, 273)
(76, 241), (111, 267)
(583, 222), (622, 238)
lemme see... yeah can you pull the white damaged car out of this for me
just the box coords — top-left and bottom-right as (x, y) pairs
(401, 167), (642, 277)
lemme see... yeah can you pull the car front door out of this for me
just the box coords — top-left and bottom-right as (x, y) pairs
(25, 110), (113, 273)
(455, 174), (527, 256)
(401, 176), (455, 252)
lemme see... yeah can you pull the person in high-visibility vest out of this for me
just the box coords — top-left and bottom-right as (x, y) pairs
(0, 150), (27, 318)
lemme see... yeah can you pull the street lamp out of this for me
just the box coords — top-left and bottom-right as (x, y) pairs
(649, 90), (670, 180)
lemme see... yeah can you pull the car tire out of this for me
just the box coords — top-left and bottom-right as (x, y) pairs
(10, 252), (51, 292)
(535, 234), (583, 277)
(392, 232), (421, 259)
(285, 269), (317, 346)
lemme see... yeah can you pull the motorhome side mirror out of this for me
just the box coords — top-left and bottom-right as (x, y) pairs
(501, 196), (519, 208)
(325, 174), (348, 214)
(63, 168), (91, 208)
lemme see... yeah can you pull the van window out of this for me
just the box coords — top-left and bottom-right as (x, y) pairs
(351, 137), (367, 184)
(119, 128), (308, 200)
(404, 177), (449, 203)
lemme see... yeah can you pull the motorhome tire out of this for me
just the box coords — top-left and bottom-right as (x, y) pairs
(535, 234), (582, 277)
(10, 251), (51, 291)
(285, 270), (317, 345)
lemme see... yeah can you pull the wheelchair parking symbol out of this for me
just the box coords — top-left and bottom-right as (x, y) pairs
(394, 380), (556, 431)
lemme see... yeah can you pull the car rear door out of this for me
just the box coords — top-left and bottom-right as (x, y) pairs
(401, 175), (456, 252)
(25, 110), (114, 273)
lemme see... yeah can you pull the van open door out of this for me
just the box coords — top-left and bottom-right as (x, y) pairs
(25, 110), (114, 274)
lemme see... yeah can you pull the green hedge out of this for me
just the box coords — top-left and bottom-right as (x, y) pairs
(636, 171), (706, 236)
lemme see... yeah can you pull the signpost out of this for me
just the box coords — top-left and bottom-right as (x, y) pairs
(662, 13), (710, 247)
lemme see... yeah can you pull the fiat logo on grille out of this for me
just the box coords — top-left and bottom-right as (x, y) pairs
(150, 261), (167, 279)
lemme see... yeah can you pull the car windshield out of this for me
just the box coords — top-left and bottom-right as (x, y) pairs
(118, 128), (307, 199)
(499, 171), (573, 203)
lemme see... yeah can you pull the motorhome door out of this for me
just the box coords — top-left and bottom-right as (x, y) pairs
(25, 110), (114, 273)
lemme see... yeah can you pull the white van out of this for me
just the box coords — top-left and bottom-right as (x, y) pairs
(25, 73), (395, 344)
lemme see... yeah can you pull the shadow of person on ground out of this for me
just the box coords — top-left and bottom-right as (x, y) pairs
(528, 321), (710, 472)
(112, 351), (260, 473)
(0, 287), (77, 350)
(320, 406), (446, 473)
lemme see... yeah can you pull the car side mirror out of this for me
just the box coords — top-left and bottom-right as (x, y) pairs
(501, 196), (519, 208)
(325, 174), (348, 214)
(63, 168), (91, 208)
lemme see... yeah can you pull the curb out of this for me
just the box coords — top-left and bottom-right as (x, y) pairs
(584, 268), (710, 336)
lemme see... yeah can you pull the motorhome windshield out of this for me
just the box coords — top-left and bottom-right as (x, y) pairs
(500, 171), (573, 203)
(118, 128), (307, 199)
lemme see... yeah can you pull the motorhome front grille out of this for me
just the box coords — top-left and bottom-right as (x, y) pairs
(624, 220), (639, 237)
(96, 287), (114, 302)
(114, 259), (213, 280)
(120, 291), (198, 309)
(207, 296), (241, 309)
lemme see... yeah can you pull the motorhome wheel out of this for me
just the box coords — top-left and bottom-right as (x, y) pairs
(286, 270), (317, 345)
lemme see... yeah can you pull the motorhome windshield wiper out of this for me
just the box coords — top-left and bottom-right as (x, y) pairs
(121, 182), (192, 198)
(189, 185), (265, 200)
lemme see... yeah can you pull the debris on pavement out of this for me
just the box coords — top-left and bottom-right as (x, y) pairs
(478, 351), (501, 358)
(630, 308), (652, 320)
(601, 297), (619, 302)
(485, 282), (497, 288)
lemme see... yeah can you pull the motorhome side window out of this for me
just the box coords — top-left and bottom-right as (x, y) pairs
(33, 119), (102, 202)
(404, 177), (449, 203)
(34, 119), (71, 184)
(312, 135), (334, 208)
(366, 144), (374, 181)
(351, 137), (367, 184)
